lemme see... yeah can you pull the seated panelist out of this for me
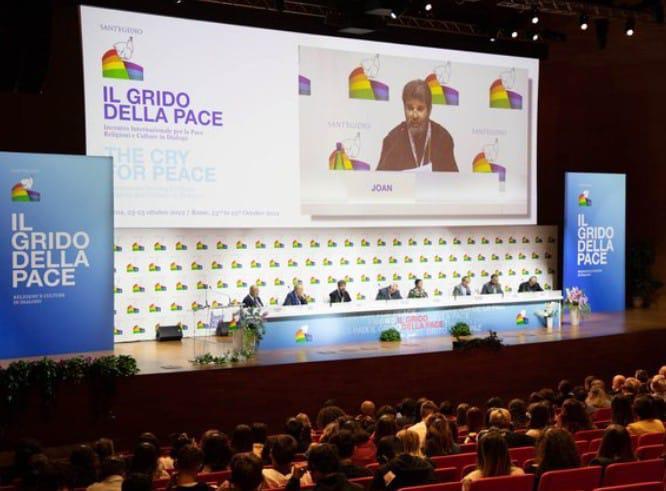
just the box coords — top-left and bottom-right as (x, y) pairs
(408, 279), (428, 298)
(519, 276), (544, 292)
(242, 285), (264, 308)
(481, 274), (503, 295)
(453, 276), (472, 297)
(284, 283), (308, 306)
(329, 280), (352, 303)
(376, 283), (402, 300)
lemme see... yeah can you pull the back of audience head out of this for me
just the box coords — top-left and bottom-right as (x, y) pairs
(137, 432), (160, 449)
(94, 438), (115, 463)
(633, 395), (657, 421)
(611, 394), (634, 426)
(572, 386), (588, 403)
(584, 375), (596, 391)
(230, 453), (263, 491)
(169, 432), (193, 459)
(360, 400), (376, 418)
(307, 444), (340, 482)
(175, 444), (204, 476)
(374, 414), (399, 445)
(129, 441), (159, 477)
(398, 398), (418, 422)
(537, 389), (556, 405)
(466, 406), (484, 434)
(251, 422), (268, 446)
(537, 428), (580, 473)
(560, 398), (593, 433)
(99, 456), (126, 481)
(270, 434), (298, 469)
(586, 387), (611, 409)
(623, 377), (640, 397)
(635, 369), (649, 384)
(396, 429), (422, 457)
(456, 403), (470, 429)
(329, 429), (356, 461)
(508, 399), (528, 428)
(376, 435), (403, 465)
(486, 396), (505, 410)
(201, 431), (233, 471)
(122, 473), (152, 491)
(316, 405), (346, 430)
(660, 366), (666, 378)
(476, 429), (511, 478)
(529, 392), (544, 404)
(376, 405), (397, 419)
(558, 380), (573, 397)
(439, 400), (455, 418)
(488, 408), (512, 430)
(597, 424), (635, 462)
(420, 400), (438, 421)
(285, 417), (311, 453)
(425, 413), (455, 455)
(527, 402), (550, 430)
(612, 375), (626, 393)
(69, 444), (99, 487)
(231, 424), (254, 454)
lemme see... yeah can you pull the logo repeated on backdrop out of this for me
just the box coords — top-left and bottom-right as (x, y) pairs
(11, 177), (41, 202)
(578, 190), (592, 206)
(102, 37), (144, 81)
(328, 134), (370, 171)
(298, 75), (311, 96)
(112, 227), (558, 341)
(348, 55), (389, 101)
(489, 68), (522, 109)
(472, 139), (506, 187)
(425, 63), (459, 106)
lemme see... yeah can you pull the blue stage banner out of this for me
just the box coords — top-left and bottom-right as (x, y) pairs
(260, 301), (560, 351)
(0, 152), (114, 358)
(563, 172), (626, 312)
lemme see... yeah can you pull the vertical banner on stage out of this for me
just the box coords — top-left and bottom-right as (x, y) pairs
(0, 152), (114, 358)
(563, 172), (626, 312)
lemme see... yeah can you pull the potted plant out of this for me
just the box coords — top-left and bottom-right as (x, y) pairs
(564, 287), (591, 326)
(379, 328), (401, 342)
(238, 307), (267, 356)
(449, 322), (472, 349)
(629, 242), (663, 308)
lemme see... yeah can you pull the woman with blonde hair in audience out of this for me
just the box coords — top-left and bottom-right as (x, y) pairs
(464, 407), (484, 444)
(462, 429), (524, 491)
(651, 375), (666, 401)
(586, 387), (611, 410)
(372, 430), (436, 490)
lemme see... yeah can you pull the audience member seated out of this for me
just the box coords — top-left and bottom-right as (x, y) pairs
(623, 377), (641, 398)
(558, 399), (595, 433)
(224, 453), (264, 491)
(201, 431), (233, 472)
(70, 444), (99, 488)
(288, 443), (362, 491)
(480, 408), (535, 448)
(464, 407), (485, 443)
(168, 444), (210, 491)
(128, 441), (169, 480)
(509, 399), (530, 429)
(626, 395), (666, 435)
(231, 425), (254, 455)
(611, 394), (634, 427)
(651, 376), (666, 401)
(122, 473), (153, 491)
(438, 401), (456, 422)
(589, 424), (635, 468)
(168, 433), (196, 471)
(251, 423), (268, 458)
(375, 436), (402, 465)
(285, 417), (312, 453)
(462, 429), (525, 491)
(21, 454), (69, 491)
(330, 430), (374, 478)
(586, 387), (612, 411)
(611, 375), (626, 396)
(136, 432), (171, 475)
(94, 438), (116, 463)
(371, 430), (436, 491)
(424, 413), (460, 457)
(456, 403), (470, 433)
(556, 380), (575, 406)
(317, 406), (347, 431)
(359, 400), (376, 420)
(373, 415), (399, 447)
(87, 457), (125, 491)
(528, 427), (580, 480)
(525, 402), (550, 441)
(408, 400), (438, 448)
(263, 435), (313, 488)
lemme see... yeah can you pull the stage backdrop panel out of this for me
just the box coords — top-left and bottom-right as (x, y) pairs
(0, 152), (114, 358)
(563, 173), (626, 312)
(112, 225), (557, 342)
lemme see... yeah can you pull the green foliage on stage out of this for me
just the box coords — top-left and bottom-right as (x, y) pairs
(0, 355), (139, 419)
(448, 322), (472, 340)
(379, 328), (402, 342)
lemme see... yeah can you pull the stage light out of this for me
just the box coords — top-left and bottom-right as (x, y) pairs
(389, 10), (398, 19)
(424, 2), (433, 12)
(530, 8), (540, 24)
(532, 32), (540, 41)
(490, 36), (496, 42)
(625, 18), (635, 36)
(511, 30), (519, 38)
(579, 14), (589, 30)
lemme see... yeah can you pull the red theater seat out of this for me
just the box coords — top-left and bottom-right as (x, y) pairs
(595, 421), (611, 430)
(434, 467), (458, 483)
(581, 452), (598, 466)
(536, 466), (602, 491)
(469, 474), (535, 491)
(591, 409), (612, 422)
(601, 459), (665, 487)
(576, 431), (605, 443)
(350, 476), (373, 490)
(635, 445), (664, 460)
(199, 469), (232, 484)
(459, 443), (477, 453)
(153, 478), (170, 489)
(588, 438), (603, 453)
(366, 462), (379, 471)
(400, 482), (463, 491)
(461, 463), (477, 479)
(509, 446), (537, 467)
(430, 453), (477, 479)
(592, 483), (664, 491)
(577, 441), (591, 454)
(636, 433), (665, 447)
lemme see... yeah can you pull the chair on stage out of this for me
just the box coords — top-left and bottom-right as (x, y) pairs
(592, 483), (664, 491)
(636, 433), (665, 447)
(635, 445), (664, 460)
(536, 466), (602, 491)
(509, 446), (537, 467)
(469, 474), (534, 491)
(601, 459), (665, 487)
(434, 467), (458, 483)
(400, 482), (463, 491)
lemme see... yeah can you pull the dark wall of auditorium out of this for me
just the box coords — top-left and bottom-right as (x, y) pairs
(1, 3), (665, 293)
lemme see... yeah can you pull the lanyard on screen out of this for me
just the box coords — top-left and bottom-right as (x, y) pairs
(408, 122), (432, 168)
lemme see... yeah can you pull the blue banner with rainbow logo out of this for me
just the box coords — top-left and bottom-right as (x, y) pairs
(563, 173), (626, 312)
(0, 152), (114, 358)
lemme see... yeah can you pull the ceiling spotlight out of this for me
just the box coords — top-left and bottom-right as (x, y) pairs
(579, 14), (589, 30)
(530, 8), (540, 24)
(532, 32), (540, 40)
(490, 36), (496, 42)
(625, 18), (635, 36)
(424, 2), (433, 11)
(511, 30), (519, 38)
(389, 10), (398, 19)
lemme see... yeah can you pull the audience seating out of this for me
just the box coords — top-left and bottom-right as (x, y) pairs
(349, 476), (373, 490)
(536, 466), (603, 491)
(589, 438), (603, 453)
(576, 430), (606, 442)
(635, 445), (664, 460)
(581, 452), (597, 466)
(461, 463), (477, 479)
(630, 436), (639, 449)
(636, 433), (665, 447)
(434, 467), (458, 483)
(577, 440), (592, 454)
(430, 453), (478, 479)
(366, 462), (380, 471)
(469, 474), (535, 491)
(509, 446), (537, 467)
(592, 409), (612, 422)
(199, 470), (232, 484)
(595, 421), (611, 430)
(400, 482), (463, 491)
(459, 443), (477, 453)
(592, 484), (664, 491)
(601, 459), (665, 487)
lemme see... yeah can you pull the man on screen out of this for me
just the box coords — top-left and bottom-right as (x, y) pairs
(518, 276), (544, 292)
(242, 285), (264, 308)
(329, 280), (352, 304)
(408, 279), (428, 298)
(453, 276), (472, 297)
(376, 283), (402, 300)
(376, 79), (458, 172)
(284, 284), (308, 306)
(481, 274), (503, 295)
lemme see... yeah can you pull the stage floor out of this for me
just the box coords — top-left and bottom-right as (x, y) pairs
(111, 309), (666, 374)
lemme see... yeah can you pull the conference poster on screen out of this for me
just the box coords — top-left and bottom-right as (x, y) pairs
(80, 6), (539, 228)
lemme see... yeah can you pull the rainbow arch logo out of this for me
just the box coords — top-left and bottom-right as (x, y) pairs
(472, 150), (506, 184)
(425, 65), (459, 106)
(348, 55), (389, 101)
(295, 326), (313, 343)
(11, 178), (40, 202)
(578, 190), (592, 206)
(516, 310), (529, 325)
(489, 69), (522, 109)
(102, 37), (144, 81)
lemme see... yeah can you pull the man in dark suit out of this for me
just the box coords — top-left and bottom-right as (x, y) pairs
(284, 283), (308, 306)
(242, 285), (264, 308)
(329, 280), (352, 304)
(518, 276), (544, 292)
(376, 283), (402, 300)
(481, 274), (503, 295)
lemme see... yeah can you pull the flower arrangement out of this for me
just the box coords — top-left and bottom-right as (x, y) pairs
(539, 302), (558, 318)
(564, 287), (591, 316)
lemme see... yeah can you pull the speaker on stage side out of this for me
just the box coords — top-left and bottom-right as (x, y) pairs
(156, 325), (183, 342)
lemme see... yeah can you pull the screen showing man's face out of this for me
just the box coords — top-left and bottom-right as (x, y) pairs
(404, 98), (429, 133)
